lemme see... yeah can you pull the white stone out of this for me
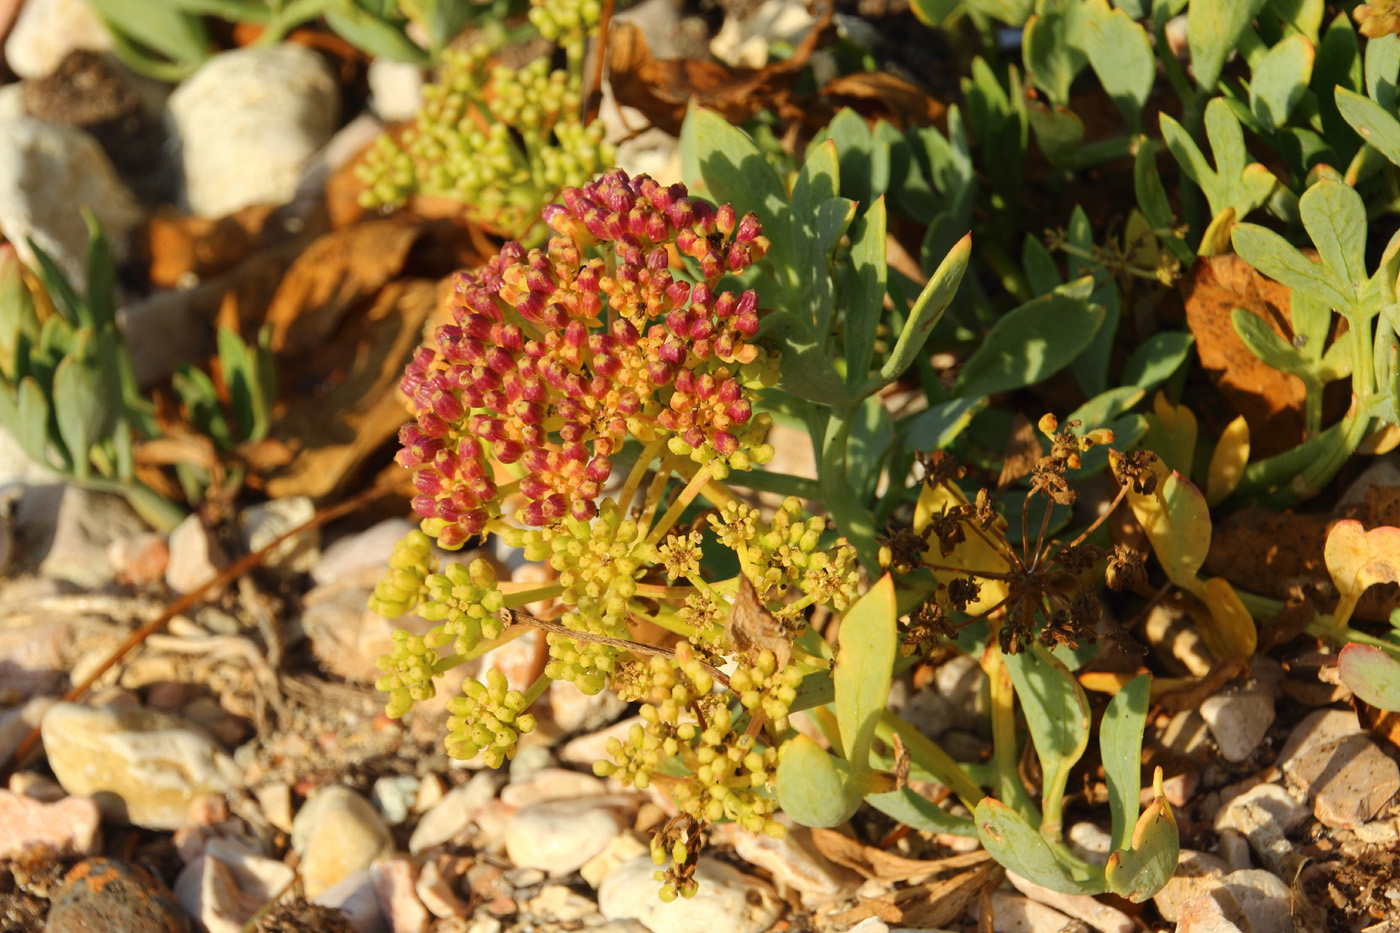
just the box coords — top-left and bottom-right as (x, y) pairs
(500, 767), (609, 808)
(710, 0), (816, 68)
(313, 518), (415, 586)
(40, 702), (243, 830)
(239, 496), (319, 573)
(599, 856), (783, 933)
(0, 789), (101, 858)
(974, 891), (1073, 933)
(1175, 891), (1245, 933)
(581, 831), (650, 889)
(174, 838), (296, 933)
(1152, 850), (1229, 924)
(1213, 783), (1308, 836)
(1200, 686), (1274, 762)
(0, 424), (58, 488)
(504, 796), (632, 875)
(408, 771), (505, 854)
(371, 774), (419, 826)
(368, 59), (425, 121)
(169, 44), (339, 217)
(371, 859), (430, 933)
(1066, 821), (1113, 867)
(724, 820), (861, 903)
(1005, 871), (1131, 933)
(1277, 708), (1362, 777)
(166, 514), (228, 595)
(292, 786), (394, 897)
(5, 0), (112, 79)
(14, 484), (148, 587)
(527, 883), (602, 923)
(0, 118), (141, 283)
(414, 859), (468, 919)
(314, 869), (389, 933)
(1219, 869), (1291, 933)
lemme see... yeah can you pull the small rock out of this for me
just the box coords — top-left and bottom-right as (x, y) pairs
(1005, 871), (1131, 933)
(314, 869), (388, 933)
(169, 44), (339, 217)
(505, 796), (632, 875)
(723, 820), (861, 903)
(1219, 869), (1292, 933)
(1175, 891), (1245, 933)
(240, 496), (319, 573)
(372, 774), (419, 826)
(0, 788), (101, 857)
(413, 774), (445, 813)
(894, 653), (987, 739)
(46, 858), (189, 933)
(599, 856), (782, 933)
(4, 0), (111, 80)
(106, 532), (170, 585)
(974, 891), (1072, 933)
(372, 859), (430, 933)
(41, 702), (243, 830)
(0, 616), (67, 699)
(173, 838), (296, 933)
(165, 514), (228, 595)
(581, 832), (650, 889)
(292, 786), (394, 897)
(1152, 850), (1230, 924)
(1066, 821), (1112, 867)
(14, 484), (148, 586)
(1141, 770), (1198, 809)
(1201, 686), (1274, 762)
(1277, 708), (1362, 777)
(367, 59), (425, 121)
(1291, 733), (1400, 829)
(710, 0), (816, 68)
(415, 858), (468, 919)
(313, 518), (415, 586)
(1159, 709), (1212, 758)
(501, 767), (609, 808)
(0, 118), (141, 283)
(1214, 783), (1308, 836)
(0, 694), (55, 766)
(8, 770), (66, 801)
(545, 678), (629, 736)
(254, 781), (293, 832)
(560, 716), (643, 767)
(527, 883), (602, 923)
(408, 771), (504, 855)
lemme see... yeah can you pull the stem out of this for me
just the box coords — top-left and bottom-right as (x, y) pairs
(644, 463), (715, 547)
(617, 437), (668, 514)
(877, 711), (984, 810)
(519, 671), (553, 710)
(983, 630), (1036, 817)
(499, 582), (566, 605)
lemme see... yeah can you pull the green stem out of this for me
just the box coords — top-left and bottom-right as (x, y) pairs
(519, 671), (553, 710)
(643, 462), (715, 547)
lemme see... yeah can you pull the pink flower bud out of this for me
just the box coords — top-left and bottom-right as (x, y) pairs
(521, 475), (551, 499)
(413, 470), (447, 496)
(542, 494), (569, 520)
(585, 457), (612, 483)
(418, 412), (451, 437)
(493, 439), (525, 463)
(521, 501), (547, 526)
(714, 431), (738, 455)
(524, 448), (550, 472)
(716, 204), (737, 237)
(692, 201), (715, 233)
(571, 499), (597, 521)
(727, 399), (752, 423)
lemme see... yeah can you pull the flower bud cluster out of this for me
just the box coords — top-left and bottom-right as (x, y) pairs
(356, 0), (611, 241)
(368, 530), (435, 619)
(396, 168), (777, 546)
(445, 668), (538, 766)
(417, 558), (508, 655)
(729, 649), (803, 735)
(376, 630), (440, 719)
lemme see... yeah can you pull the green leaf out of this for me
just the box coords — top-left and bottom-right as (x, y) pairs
(909, 0), (960, 26)
(86, 0), (210, 73)
(1026, 101), (1086, 166)
(1023, 0), (1088, 107)
(954, 279), (1105, 399)
(975, 799), (1103, 894)
(1104, 792), (1179, 902)
(1301, 177), (1367, 300)
(1021, 234), (1061, 297)
(868, 787), (978, 835)
(25, 239), (83, 327)
(324, 5), (430, 63)
(81, 212), (116, 330)
(834, 575), (897, 772)
(876, 234), (970, 390)
(1123, 332), (1195, 388)
(12, 378), (53, 467)
(1187, 0), (1268, 90)
(51, 335), (115, 481)
(760, 312), (854, 408)
(898, 397), (983, 453)
(1249, 33), (1315, 132)
(1337, 643), (1400, 711)
(1233, 307), (1309, 376)
(1101, 674), (1150, 852)
(1002, 643), (1090, 824)
(775, 733), (862, 827)
(1081, 0), (1155, 129)
(843, 197), (888, 388)
(1366, 33), (1400, 106)
(1231, 222), (1349, 310)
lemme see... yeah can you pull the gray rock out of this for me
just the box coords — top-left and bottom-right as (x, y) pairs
(599, 857), (782, 933)
(313, 518), (415, 586)
(169, 44), (339, 217)
(505, 796), (633, 875)
(1294, 734), (1400, 829)
(165, 514), (227, 595)
(13, 484), (148, 586)
(1201, 685), (1274, 762)
(974, 891), (1073, 933)
(1220, 869), (1293, 933)
(239, 495), (319, 573)
(1005, 871), (1131, 933)
(723, 820), (861, 903)
(314, 869), (388, 933)
(0, 118), (141, 283)
(1277, 708), (1362, 777)
(4, 0), (112, 80)
(291, 785), (394, 897)
(45, 857), (190, 933)
(1152, 850), (1229, 924)
(41, 701), (243, 829)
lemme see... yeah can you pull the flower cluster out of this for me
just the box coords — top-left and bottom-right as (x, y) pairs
(356, 0), (612, 241)
(396, 168), (777, 547)
(445, 668), (537, 766)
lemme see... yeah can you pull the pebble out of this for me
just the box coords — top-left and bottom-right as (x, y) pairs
(4, 0), (112, 80)
(14, 484), (148, 586)
(239, 496), (319, 573)
(107, 532), (171, 586)
(173, 838), (295, 933)
(1159, 709), (1212, 758)
(372, 859), (431, 933)
(722, 820), (861, 903)
(1219, 869), (1292, 933)
(408, 771), (505, 855)
(1291, 733), (1400, 828)
(527, 883), (603, 923)
(314, 869), (388, 933)
(581, 831), (651, 889)
(504, 796), (633, 875)
(599, 857), (783, 933)
(371, 774), (420, 825)
(169, 44), (339, 217)
(974, 891), (1072, 933)
(1152, 850), (1230, 923)
(1066, 821), (1112, 867)
(1214, 783), (1308, 836)
(415, 858), (468, 919)
(546, 679), (630, 736)
(8, 770), (66, 801)
(46, 858), (190, 933)
(254, 781), (294, 832)
(0, 118), (141, 284)
(892, 653), (987, 739)
(1277, 708), (1362, 776)
(1005, 871), (1131, 933)
(367, 59), (425, 121)
(0, 695), (54, 766)
(313, 518), (415, 586)
(292, 786), (394, 897)
(560, 716), (643, 766)
(1175, 891), (1244, 933)
(1200, 685), (1275, 762)
(41, 702), (243, 830)
(0, 788), (101, 857)
(165, 514), (228, 594)
(710, 0), (816, 68)
(501, 767), (609, 808)
(0, 616), (67, 699)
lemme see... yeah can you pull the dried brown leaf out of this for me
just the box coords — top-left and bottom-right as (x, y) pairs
(997, 413), (1039, 492)
(810, 827), (991, 883)
(725, 575), (791, 670)
(829, 862), (998, 929)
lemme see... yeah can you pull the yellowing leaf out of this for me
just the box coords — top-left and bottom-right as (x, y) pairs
(1324, 519), (1400, 626)
(1119, 458), (1211, 590)
(1206, 415), (1250, 505)
(1359, 423), (1400, 455)
(914, 481), (1011, 614)
(1143, 392), (1198, 475)
(1198, 577), (1256, 659)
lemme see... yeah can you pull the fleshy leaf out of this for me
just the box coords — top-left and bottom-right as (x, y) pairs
(1198, 577), (1257, 659)
(834, 574), (897, 771)
(1104, 768), (1179, 902)
(1100, 673), (1149, 852)
(775, 733), (862, 827)
(1120, 458), (1211, 590)
(1206, 415), (1250, 505)
(1337, 643), (1400, 712)
(1324, 519), (1400, 626)
(974, 798), (1103, 894)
